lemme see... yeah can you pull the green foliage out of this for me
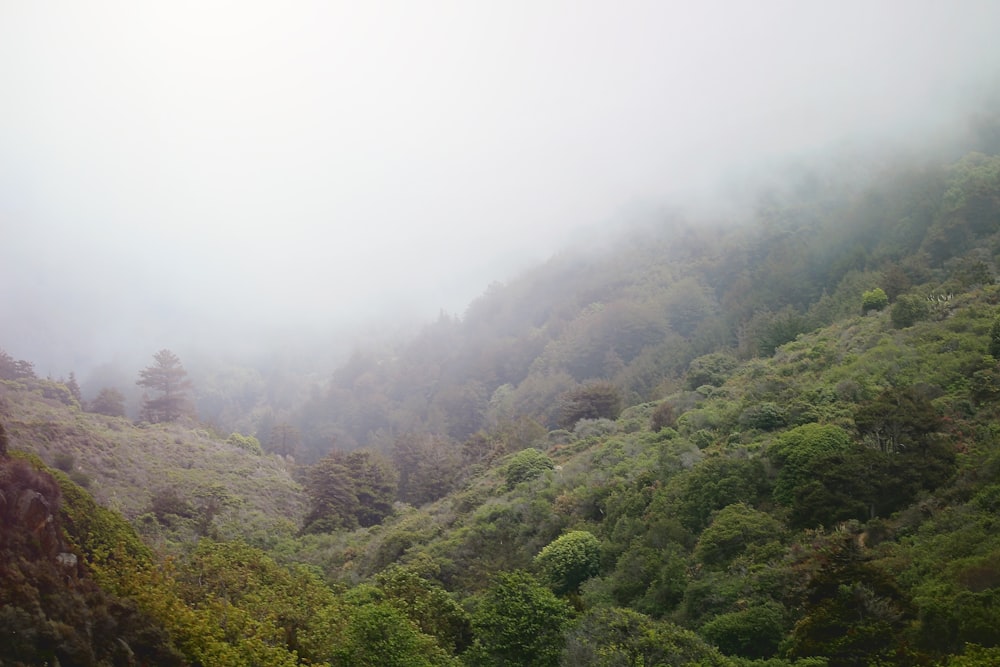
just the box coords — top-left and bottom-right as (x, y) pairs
(557, 381), (623, 428)
(562, 606), (731, 667)
(988, 314), (1000, 358)
(467, 570), (572, 667)
(226, 431), (263, 455)
(331, 601), (458, 667)
(303, 449), (398, 533)
(374, 564), (472, 654)
(662, 455), (771, 534)
(700, 601), (787, 659)
(1, 454), (185, 666)
(739, 401), (787, 430)
(694, 503), (784, 567)
(393, 432), (463, 506)
(785, 534), (913, 666)
(88, 387), (127, 417)
(650, 400), (676, 431)
(769, 424), (853, 507)
(861, 287), (889, 313)
(503, 447), (554, 490)
(136, 349), (194, 423)
(687, 353), (739, 389)
(890, 294), (931, 328)
(534, 529), (601, 595)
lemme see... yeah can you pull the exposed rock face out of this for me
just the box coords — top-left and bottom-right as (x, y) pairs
(1, 459), (68, 561)
(15, 488), (51, 531)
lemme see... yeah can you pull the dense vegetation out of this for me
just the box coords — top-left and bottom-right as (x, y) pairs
(3, 123), (1000, 665)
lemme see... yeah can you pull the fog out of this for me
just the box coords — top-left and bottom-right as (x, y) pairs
(2, 1), (999, 378)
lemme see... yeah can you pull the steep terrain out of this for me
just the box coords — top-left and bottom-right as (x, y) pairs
(2, 133), (1000, 665)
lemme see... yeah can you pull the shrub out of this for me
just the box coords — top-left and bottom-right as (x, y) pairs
(891, 294), (930, 328)
(534, 530), (601, 595)
(862, 287), (889, 313)
(557, 381), (622, 428)
(226, 433), (263, 455)
(504, 449), (554, 490)
(650, 401), (676, 431)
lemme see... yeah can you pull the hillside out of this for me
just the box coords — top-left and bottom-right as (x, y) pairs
(2, 135), (1000, 665)
(0, 378), (305, 548)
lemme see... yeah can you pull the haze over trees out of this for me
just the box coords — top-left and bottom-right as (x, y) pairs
(2, 1), (1000, 661)
(2, 126), (1000, 664)
(136, 349), (193, 423)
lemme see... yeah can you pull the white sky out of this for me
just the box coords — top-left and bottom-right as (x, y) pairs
(2, 1), (1000, 372)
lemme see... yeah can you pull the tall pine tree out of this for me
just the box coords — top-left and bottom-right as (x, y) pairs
(136, 349), (193, 423)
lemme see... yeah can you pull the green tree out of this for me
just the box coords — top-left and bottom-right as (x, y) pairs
(374, 564), (472, 654)
(562, 607), (730, 667)
(686, 353), (738, 389)
(769, 423), (853, 506)
(503, 448), (554, 490)
(467, 571), (572, 667)
(89, 387), (127, 417)
(786, 533), (912, 666)
(65, 371), (82, 404)
(700, 601), (787, 659)
(693, 502), (784, 567)
(534, 530), (601, 595)
(329, 601), (456, 667)
(0, 348), (35, 380)
(861, 287), (889, 313)
(988, 314), (1000, 358)
(890, 294), (930, 328)
(136, 349), (193, 423)
(557, 381), (622, 429)
(302, 449), (398, 533)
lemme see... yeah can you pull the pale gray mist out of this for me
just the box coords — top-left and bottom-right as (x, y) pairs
(2, 1), (999, 377)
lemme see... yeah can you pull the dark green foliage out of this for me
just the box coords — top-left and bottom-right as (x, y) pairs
(694, 503), (784, 567)
(149, 486), (196, 525)
(854, 386), (943, 455)
(700, 601), (787, 659)
(890, 294), (931, 328)
(374, 565), (472, 654)
(739, 401), (787, 430)
(664, 455), (771, 534)
(562, 607), (731, 666)
(467, 571), (572, 667)
(303, 449), (398, 533)
(331, 601), (457, 667)
(988, 314), (1000, 358)
(503, 448), (554, 490)
(393, 432), (463, 506)
(785, 533), (913, 666)
(534, 530), (601, 595)
(1, 454), (183, 666)
(686, 353), (738, 389)
(769, 423), (853, 507)
(557, 381), (623, 428)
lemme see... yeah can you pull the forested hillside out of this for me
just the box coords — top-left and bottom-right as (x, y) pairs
(3, 128), (1000, 665)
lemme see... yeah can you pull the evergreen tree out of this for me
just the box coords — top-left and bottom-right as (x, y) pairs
(136, 349), (193, 423)
(301, 449), (398, 533)
(989, 314), (1000, 358)
(90, 387), (127, 418)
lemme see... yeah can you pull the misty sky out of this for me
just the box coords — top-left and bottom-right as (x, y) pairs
(2, 1), (1000, 375)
